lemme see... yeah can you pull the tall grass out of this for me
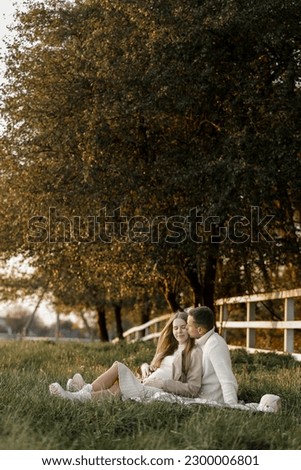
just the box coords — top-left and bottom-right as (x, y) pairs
(0, 340), (300, 450)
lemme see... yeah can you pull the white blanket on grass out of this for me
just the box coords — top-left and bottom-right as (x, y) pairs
(132, 392), (281, 413)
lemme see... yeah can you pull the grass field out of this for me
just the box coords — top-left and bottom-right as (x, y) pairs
(0, 339), (300, 450)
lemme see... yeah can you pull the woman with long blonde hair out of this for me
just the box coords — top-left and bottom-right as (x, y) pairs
(145, 310), (197, 383)
(49, 311), (203, 402)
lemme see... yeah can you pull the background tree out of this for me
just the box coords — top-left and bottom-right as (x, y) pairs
(1, 0), (301, 337)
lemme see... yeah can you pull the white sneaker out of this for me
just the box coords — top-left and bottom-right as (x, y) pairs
(258, 394), (281, 413)
(49, 382), (69, 398)
(49, 382), (92, 402)
(66, 373), (86, 392)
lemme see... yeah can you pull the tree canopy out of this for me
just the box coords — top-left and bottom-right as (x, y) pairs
(1, 0), (301, 339)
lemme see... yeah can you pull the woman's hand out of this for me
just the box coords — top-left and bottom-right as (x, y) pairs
(140, 363), (151, 379)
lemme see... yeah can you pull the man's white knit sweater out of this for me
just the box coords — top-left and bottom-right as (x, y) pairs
(196, 328), (238, 405)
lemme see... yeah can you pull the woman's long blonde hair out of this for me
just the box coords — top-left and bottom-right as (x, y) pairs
(150, 311), (195, 374)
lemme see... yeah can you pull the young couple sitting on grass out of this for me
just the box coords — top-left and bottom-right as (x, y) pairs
(49, 306), (281, 413)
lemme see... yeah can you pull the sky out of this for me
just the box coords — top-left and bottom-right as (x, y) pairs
(0, 256), (57, 326)
(0, 0), (23, 50)
(0, 0), (26, 83)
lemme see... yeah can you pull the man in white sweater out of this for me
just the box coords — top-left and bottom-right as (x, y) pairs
(187, 306), (238, 405)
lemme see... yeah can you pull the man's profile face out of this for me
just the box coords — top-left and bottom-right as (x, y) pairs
(187, 315), (201, 338)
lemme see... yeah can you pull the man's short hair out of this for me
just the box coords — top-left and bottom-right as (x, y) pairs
(188, 306), (214, 331)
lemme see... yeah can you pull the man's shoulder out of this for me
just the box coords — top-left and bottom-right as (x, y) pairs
(205, 332), (229, 349)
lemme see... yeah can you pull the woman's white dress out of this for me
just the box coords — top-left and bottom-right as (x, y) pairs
(117, 354), (175, 400)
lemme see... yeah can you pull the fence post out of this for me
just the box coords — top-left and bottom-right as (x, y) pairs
(284, 297), (294, 353)
(246, 302), (256, 348)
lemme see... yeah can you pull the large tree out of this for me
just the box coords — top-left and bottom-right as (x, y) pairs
(1, 0), (301, 333)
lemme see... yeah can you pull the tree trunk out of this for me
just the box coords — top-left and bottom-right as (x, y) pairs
(139, 292), (153, 338)
(55, 311), (60, 341)
(113, 303), (124, 340)
(22, 288), (46, 337)
(203, 245), (219, 326)
(256, 252), (281, 321)
(165, 290), (180, 312)
(183, 261), (204, 307)
(203, 255), (216, 313)
(141, 292), (152, 324)
(80, 311), (94, 341)
(279, 187), (301, 278)
(159, 276), (181, 312)
(96, 305), (109, 342)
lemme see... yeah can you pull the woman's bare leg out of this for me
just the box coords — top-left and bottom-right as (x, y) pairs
(91, 362), (119, 392)
(91, 383), (121, 401)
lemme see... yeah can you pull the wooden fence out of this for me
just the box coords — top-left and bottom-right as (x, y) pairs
(216, 288), (301, 361)
(123, 313), (171, 342)
(123, 288), (301, 361)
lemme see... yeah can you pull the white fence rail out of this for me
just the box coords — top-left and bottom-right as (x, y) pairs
(123, 288), (301, 361)
(123, 314), (171, 342)
(216, 288), (301, 361)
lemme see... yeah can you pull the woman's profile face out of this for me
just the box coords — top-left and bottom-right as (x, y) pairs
(172, 318), (189, 344)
